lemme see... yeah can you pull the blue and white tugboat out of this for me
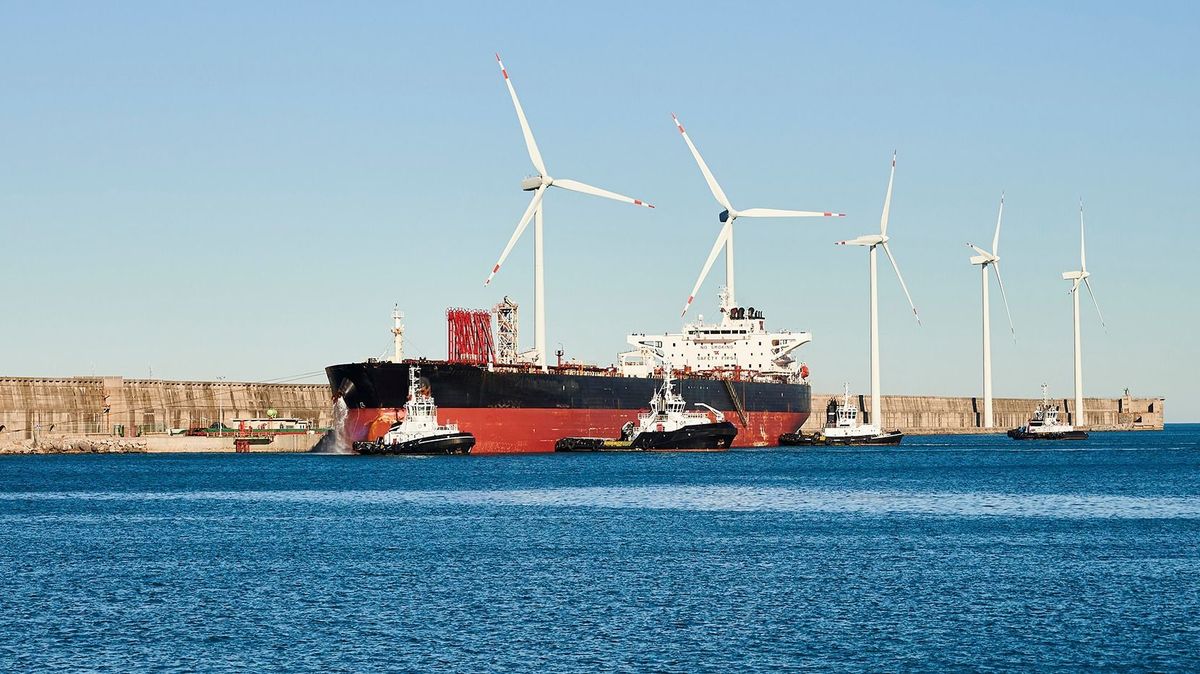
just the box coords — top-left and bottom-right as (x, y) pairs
(1007, 384), (1088, 441)
(353, 365), (475, 455)
(555, 366), (737, 452)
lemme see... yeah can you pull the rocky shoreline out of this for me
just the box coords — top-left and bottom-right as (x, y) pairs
(0, 436), (147, 455)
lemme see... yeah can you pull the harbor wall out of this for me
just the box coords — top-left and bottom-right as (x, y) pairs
(0, 376), (1165, 450)
(0, 376), (334, 442)
(799, 393), (1165, 434)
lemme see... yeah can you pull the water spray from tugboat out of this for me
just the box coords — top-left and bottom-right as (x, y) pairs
(311, 390), (352, 454)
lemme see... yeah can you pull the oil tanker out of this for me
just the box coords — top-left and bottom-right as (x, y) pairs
(326, 294), (812, 454)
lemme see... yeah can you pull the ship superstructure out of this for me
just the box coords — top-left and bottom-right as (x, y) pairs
(621, 289), (810, 380)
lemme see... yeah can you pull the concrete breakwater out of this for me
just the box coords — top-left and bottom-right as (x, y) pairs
(0, 376), (334, 452)
(799, 392), (1165, 434)
(0, 375), (1165, 452)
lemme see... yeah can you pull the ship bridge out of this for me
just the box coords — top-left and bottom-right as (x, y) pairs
(620, 301), (811, 379)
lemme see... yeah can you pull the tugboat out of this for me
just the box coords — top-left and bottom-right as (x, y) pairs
(1007, 384), (1089, 440)
(352, 365), (475, 455)
(555, 365), (737, 452)
(779, 384), (903, 446)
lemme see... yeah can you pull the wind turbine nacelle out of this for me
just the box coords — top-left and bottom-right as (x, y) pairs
(1062, 271), (1086, 281)
(719, 209), (731, 223)
(969, 255), (991, 265)
(521, 177), (544, 191)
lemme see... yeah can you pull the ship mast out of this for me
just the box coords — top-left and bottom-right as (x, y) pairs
(391, 305), (405, 363)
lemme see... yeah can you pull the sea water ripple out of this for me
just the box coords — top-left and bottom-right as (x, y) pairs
(3, 485), (1199, 518)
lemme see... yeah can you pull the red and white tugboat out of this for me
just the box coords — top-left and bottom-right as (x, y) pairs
(555, 364), (737, 452)
(1007, 384), (1088, 441)
(353, 365), (475, 455)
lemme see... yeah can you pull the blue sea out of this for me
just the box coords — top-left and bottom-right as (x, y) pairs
(2, 426), (1199, 672)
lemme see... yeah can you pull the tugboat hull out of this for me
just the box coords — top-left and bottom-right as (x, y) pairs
(555, 421), (738, 452)
(633, 421), (738, 450)
(1006, 428), (1089, 441)
(353, 432), (475, 455)
(778, 430), (904, 446)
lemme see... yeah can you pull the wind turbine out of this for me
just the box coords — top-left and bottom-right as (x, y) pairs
(485, 54), (655, 371)
(1061, 200), (1106, 426)
(835, 152), (920, 433)
(966, 194), (1016, 428)
(671, 114), (845, 317)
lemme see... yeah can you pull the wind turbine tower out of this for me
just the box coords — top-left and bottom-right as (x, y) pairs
(966, 194), (1015, 428)
(1061, 201), (1106, 426)
(836, 153), (920, 431)
(485, 54), (655, 371)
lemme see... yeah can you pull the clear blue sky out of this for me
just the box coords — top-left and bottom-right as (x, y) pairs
(2, 1), (1197, 420)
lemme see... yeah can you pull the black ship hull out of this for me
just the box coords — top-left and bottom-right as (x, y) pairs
(353, 432), (475, 455)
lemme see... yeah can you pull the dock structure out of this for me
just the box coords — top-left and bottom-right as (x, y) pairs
(0, 375), (1165, 450)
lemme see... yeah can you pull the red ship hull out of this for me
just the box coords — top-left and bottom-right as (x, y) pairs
(344, 407), (808, 454)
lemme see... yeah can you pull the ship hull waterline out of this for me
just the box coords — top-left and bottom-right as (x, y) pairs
(343, 407), (805, 454)
(778, 430), (904, 446)
(1006, 428), (1089, 441)
(328, 361), (811, 455)
(353, 432), (476, 456)
(555, 420), (739, 453)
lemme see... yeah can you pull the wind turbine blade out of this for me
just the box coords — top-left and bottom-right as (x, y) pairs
(1079, 199), (1087, 272)
(1083, 277), (1107, 331)
(881, 242), (920, 325)
(681, 222), (731, 316)
(966, 243), (991, 258)
(672, 114), (732, 211)
(737, 208), (845, 218)
(992, 192), (1004, 256)
(552, 178), (654, 208)
(484, 186), (547, 286)
(880, 151), (896, 236)
(496, 54), (547, 176)
(992, 262), (1016, 341)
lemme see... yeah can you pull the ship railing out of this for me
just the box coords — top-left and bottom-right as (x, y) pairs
(394, 358), (800, 384)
